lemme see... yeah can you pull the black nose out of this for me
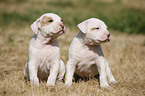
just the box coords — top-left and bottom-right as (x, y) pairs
(60, 23), (64, 29)
(108, 34), (110, 38)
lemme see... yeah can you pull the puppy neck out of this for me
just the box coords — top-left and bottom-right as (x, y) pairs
(76, 31), (92, 45)
(36, 31), (55, 45)
(77, 31), (101, 46)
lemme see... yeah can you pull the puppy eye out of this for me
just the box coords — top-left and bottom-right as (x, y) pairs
(48, 20), (53, 22)
(95, 27), (99, 30)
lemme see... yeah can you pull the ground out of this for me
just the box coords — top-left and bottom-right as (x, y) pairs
(0, 27), (145, 96)
(0, 0), (145, 96)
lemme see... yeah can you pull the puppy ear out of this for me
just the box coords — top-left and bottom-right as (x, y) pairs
(31, 19), (40, 34)
(77, 20), (88, 34)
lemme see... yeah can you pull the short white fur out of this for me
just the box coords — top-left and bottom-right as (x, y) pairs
(26, 13), (65, 86)
(65, 18), (117, 88)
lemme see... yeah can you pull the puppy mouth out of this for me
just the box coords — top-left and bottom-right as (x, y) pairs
(55, 25), (65, 35)
(98, 35), (111, 43)
(58, 29), (65, 34)
(88, 39), (110, 45)
(48, 29), (65, 40)
(98, 38), (110, 42)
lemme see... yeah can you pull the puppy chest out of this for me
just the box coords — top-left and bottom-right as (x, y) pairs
(40, 46), (60, 58)
(76, 61), (98, 77)
(37, 46), (60, 70)
(77, 60), (96, 70)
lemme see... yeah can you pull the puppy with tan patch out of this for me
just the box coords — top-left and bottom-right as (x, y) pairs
(65, 18), (117, 88)
(26, 13), (65, 86)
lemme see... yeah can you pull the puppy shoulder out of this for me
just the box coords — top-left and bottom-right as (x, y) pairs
(69, 37), (80, 49)
(68, 37), (82, 55)
(29, 34), (41, 52)
(72, 35), (83, 44)
(30, 34), (37, 43)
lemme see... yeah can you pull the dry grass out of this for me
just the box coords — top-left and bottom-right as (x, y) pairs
(0, 0), (145, 96)
(0, 26), (145, 96)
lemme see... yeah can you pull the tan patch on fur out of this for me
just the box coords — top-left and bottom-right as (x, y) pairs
(41, 16), (53, 27)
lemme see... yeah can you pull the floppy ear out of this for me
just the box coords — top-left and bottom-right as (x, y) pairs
(77, 20), (88, 34)
(31, 19), (40, 34)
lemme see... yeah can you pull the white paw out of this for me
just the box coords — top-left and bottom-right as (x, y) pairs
(46, 81), (55, 86)
(109, 78), (118, 85)
(109, 80), (118, 85)
(56, 80), (64, 85)
(65, 81), (72, 86)
(100, 82), (110, 88)
(30, 78), (39, 86)
(46, 83), (55, 86)
(31, 82), (39, 86)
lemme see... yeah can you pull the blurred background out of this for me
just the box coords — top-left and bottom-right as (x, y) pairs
(0, 0), (145, 34)
(0, 0), (145, 96)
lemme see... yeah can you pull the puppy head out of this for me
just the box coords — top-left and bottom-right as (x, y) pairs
(77, 18), (110, 45)
(31, 13), (65, 39)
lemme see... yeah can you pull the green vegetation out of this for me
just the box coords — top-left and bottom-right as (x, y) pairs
(0, 12), (31, 27)
(0, 0), (145, 34)
(0, 0), (145, 96)
(0, 0), (28, 3)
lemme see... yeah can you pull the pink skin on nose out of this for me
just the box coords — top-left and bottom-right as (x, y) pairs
(104, 31), (111, 40)
(60, 24), (65, 31)
(57, 22), (65, 34)
(97, 31), (111, 42)
(56, 22), (65, 32)
(106, 31), (111, 40)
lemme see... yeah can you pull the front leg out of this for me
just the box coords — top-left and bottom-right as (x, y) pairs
(46, 59), (60, 86)
(26, 61), (39, 86)
(105, 60), (117, 84)
(57, 60), (65, 81)
(65, 60), (76, 86)
(96, 57), (110, 88)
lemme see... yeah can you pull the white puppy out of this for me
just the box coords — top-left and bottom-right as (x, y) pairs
(26, 13), (65, 86)
(65, 18), (117, 88)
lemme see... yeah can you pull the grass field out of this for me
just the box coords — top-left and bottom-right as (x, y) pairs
(0, 0), (145, 96)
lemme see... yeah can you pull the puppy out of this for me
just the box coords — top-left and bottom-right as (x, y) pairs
(26, 13), (65, 86)
(65, 18), (117, 88)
